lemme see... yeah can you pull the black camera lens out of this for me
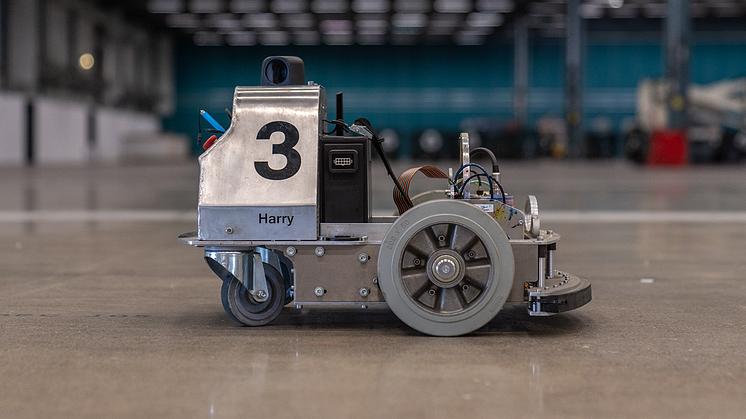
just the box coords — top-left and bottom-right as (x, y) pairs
(265, 59), (288, 84)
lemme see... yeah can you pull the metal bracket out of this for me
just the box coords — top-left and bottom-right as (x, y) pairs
(204, 249), (273, 302)
(526, 270), (591, 316)
(248, 253), (269, 302)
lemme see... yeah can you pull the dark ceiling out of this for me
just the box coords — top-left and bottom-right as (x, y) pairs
(89, 1), (746, 46)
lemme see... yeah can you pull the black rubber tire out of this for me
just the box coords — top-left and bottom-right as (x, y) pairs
(222, 263), (285, 326)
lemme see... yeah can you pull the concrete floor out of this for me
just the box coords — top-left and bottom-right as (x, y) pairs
(1, 160), (746, 418)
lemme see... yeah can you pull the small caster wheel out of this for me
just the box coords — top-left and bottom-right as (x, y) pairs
(221, 263), (285, 326)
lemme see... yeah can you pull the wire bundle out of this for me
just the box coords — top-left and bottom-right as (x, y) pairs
(393, 166), (450, 215)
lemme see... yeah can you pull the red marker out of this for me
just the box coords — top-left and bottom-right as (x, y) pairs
(203, 135), (217, 150)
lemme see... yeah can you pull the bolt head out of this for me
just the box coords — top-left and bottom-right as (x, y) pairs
(257, 290), (267, 298)
(359, 287), (370, 297)
(225, 227), (234, 234)
(285, 246), (297, 256)
(315, 246), (325, 257)
(314, 286), (325, 297)
(358, 253), (369, 263)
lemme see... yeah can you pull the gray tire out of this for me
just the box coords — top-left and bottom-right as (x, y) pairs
(377, 200), (514, 336)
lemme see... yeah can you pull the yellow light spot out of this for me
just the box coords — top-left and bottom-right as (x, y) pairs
(670, 95), (685, 112)
(79, 53), (94, 70)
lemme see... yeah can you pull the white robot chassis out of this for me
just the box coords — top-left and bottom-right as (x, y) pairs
(179, 56), (591, 336)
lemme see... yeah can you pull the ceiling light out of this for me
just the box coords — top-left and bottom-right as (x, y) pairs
(393, 0), (429, 13)
(293, 30), (321, 45)
(466, 12), (503, 27)
(356, 19), (387, 29)
(270, 0), (306, 13)
(356, 34), (386, 45)
(351, 0), (389, 13)
(641, 3), (665, 18)
(430, 14), (462, 28)
(391, 34), (418, 45)
(427, 26), (456, 36)
(454, 31), (486, 45)
(243, 13), (278, 28)
(391, 13), (427, 28)
(259, 30), (290, 45)
(580, 4), (604, 19)
(78, 53), (94, 70)
(475, 0), (513, 14)
(189, 0), (224, 13)
(320, 19), (353, 35)
(226, 31), (257, 45)
(311, 0), (348, 13)
(528, 2), (563, 16)
(433, 0), (471, 14)
(712, 4), (742, 18)
(165, 13), (201, 27)
(208, 13), (242, 28)
(230, 0), (265, 13)
(324, 33), (354, 45)
(608, 4), (637, 18)
(147, 0), (184, 13)
(193, 31), (223, 45)
(283, 13), (315, 28)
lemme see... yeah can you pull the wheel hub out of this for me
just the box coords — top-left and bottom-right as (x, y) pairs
(426, 250), (465, 289)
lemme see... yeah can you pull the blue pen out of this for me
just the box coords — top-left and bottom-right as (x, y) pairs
(200, 110), (225, 132)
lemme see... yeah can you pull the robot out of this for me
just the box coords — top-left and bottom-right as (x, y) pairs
(179, 56), (591, 336)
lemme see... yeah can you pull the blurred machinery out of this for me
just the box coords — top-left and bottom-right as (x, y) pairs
(629, 78), (746, 163)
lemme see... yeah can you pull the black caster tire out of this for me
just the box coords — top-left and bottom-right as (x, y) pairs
(222, 263), (285, 326)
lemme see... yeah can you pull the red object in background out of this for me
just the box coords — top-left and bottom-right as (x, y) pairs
(203, 135), (217, 150)
(647, 129), (688, 166)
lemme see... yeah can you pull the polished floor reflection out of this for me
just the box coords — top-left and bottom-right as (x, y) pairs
(1, 161), (745, 418)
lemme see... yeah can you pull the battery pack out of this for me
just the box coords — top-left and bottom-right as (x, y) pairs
(320, 136), (370, 223)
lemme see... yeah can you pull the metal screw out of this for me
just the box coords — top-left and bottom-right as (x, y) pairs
(467, 250), (476, 259)
(295, 304), (302, 309)
(358, 253), (369, 263)
(437, 234), (446, 242)
(462, 284), (470, 291)
(428, 289), (436, 296)
(256, 290), (268, 299)
(547, 230), (553, 235)
(544, 286), (550, 290)
(285, 246), (297, 256)
(225, 227), (234, 234)
(315, 246), (325, 257)
(361, 304), (367, 309)
(553, 284), (558, 288)
(413, 258), (421, 266)
(518, 220), (524, 225)
(372, 277), (378, 284)
(359, 287), (370, 297)
(314, 286), (325, 297)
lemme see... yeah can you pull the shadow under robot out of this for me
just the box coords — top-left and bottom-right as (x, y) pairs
(179, 56), (591, 336)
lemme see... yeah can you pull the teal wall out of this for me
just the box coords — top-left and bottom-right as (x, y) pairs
(163, 37), (746, 156)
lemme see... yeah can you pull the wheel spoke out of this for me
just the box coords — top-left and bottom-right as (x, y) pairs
(457, 234), (480, 255)
(464, 259), (491, 288)
(401, 270), (431, 296)
(406, 229), (438, 257)
(458, 278), (483, 304)
(436, 287), (465, 313)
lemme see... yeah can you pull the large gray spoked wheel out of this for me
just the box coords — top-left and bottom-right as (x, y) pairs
(222, 263), (284, 326)
(378, 200), (515, 336)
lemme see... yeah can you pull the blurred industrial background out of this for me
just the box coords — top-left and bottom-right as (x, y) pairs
(1, 0), (745, 165)
(3, 2), (746, 418)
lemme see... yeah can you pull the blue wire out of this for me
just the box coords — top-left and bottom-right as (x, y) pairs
(459, 173), (494, 198)
(453, 163), (490, 183)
